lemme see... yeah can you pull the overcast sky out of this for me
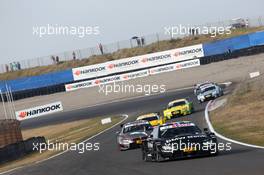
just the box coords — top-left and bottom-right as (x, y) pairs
(0, 0), (263, 64)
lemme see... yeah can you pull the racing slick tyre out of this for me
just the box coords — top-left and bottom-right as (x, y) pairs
(142, 150), (151, 162)
(154, 152), (164, 162)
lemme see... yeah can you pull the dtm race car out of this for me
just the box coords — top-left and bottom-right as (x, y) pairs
(141, 121), (218, 162)
(136, 113), (166, 126)
(117, 120), (153, 151)
(163, 99), (194, 120)
(196, 83), (223, 103)
(194, 81), (212, 95)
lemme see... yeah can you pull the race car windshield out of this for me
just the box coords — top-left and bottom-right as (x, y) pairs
(142, 116), (159, 122)
(123, 124), (151, 133)
(160, 126), (201, 139)
(201, 86), (216, 93)
(169, 101), (186, 108)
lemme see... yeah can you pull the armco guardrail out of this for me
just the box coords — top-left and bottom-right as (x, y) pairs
(0, 31), (264, 101)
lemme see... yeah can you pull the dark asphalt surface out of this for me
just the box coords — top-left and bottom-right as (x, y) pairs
(6, 88), (264, 175)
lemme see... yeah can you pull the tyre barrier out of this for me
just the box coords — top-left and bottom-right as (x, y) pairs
(0, 120), (23, 148)
(0, 136), (46, 164)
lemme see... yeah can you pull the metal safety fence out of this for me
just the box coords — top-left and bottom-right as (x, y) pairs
(1, 16), (264, 74)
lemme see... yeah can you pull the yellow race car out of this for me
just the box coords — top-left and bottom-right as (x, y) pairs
(136, 113), (166, 126)
(163, 99), (194, 120)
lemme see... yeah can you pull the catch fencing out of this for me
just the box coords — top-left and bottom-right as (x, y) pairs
(1, 16), (264, 73)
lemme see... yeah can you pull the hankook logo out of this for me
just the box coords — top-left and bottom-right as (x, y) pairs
(74, 66), (106, 76)
(174, 48), (202, 57)
(16, 102), (63, 121)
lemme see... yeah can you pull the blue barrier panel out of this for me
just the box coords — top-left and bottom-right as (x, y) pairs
(203, 34), (251, 57)
(203, 38), (234, 56)
(0, 69), (73, 93)
(230, 34), (250, 50)
(248, 31), (264, 46)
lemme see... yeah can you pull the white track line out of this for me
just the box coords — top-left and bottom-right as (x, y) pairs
(0, 114), (129, 175)
(0, 81), (234, 174)
(205, 101), (264, 149)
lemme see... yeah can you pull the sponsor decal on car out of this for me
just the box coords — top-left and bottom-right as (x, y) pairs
(160, 123), (195, 131)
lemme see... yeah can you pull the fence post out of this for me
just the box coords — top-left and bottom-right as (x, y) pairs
(117, 42), (120, 51)
(258, 16), (263, 26)
(129, 39), (132, 48)
(156, 33), (160, 50)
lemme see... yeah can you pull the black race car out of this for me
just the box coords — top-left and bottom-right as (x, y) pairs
(141, 121), (218, 162)
(117, 120), (153, 151)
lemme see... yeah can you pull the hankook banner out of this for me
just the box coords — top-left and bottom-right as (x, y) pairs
(66, 70), (149, 92)
(15, 102), (63, 121)
(72, 44), (204, 81)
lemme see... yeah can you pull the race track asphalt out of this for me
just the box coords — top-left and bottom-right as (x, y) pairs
(6, 88), (264, 175)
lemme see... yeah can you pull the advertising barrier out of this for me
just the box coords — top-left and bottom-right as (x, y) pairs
(101, 117), (112, 125)
(121, 69), (149, 81)
(15, 102), (63, 121)
(149, 59), (200, 75)
(66, 59), (200, 92)
(72, 44), (204, 81)
(66, 70), (149, 92)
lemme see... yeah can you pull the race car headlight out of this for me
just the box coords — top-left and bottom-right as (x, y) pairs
(198, 95), (204, 99)
(119, 138), (133, 144)
(161, 145), (173, 152)
(122, 139), (133, 144)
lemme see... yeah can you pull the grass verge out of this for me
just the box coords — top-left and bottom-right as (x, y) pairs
(1, 27), (264, 80)
(0, 115), (124, 173)
(210, 76), (264, 146)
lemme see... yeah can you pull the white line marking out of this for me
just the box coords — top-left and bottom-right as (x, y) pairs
(0, 114), (129, 175)
(1, 81), (234, 174)
(205, 101), (264, 149)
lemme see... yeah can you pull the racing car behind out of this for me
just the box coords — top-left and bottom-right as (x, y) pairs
(117, 120), (153, 151)
(136, 113), (166, 126)
(196, 83), (223, 103)
(163, 99), (194, 120)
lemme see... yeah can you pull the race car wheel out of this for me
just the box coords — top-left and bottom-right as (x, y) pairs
(154, 152), (164, 162)
(142, 150), (151, 162)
